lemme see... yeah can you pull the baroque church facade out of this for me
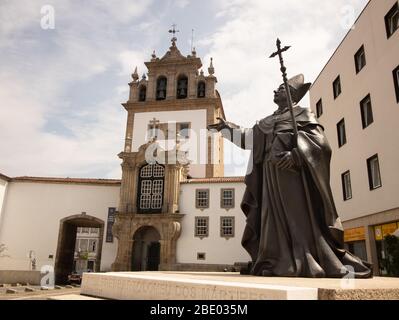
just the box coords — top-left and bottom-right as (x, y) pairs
(112, 37), (230, 271)
(0, 38), (250, 283)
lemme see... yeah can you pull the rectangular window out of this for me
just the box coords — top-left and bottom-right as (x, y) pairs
(316, 99), (323, 118)
(147, 123), (169, 140)
(360, 94), (374, 129)
(89, 240), (97, 253)
(385, 2), (399, 38)
(337, 118), (347, 147)
(341, 171), (352, 201)
(196, 189), (209, 209)
(221, 188), (235, 209)
(367, 154), (382, 190)
(197, 253), (206, 260)
(393, 65), (399, 103)
(333, 76), (342, 99)
(81, 228), (90, 234)
(177, 122), (191, 139)
(195, 217), (209, 238)
(90, 228), (99, 234)
(79, 239), (89, 252)
(354, 45), (366, 73)
(220, 217), (235, 238)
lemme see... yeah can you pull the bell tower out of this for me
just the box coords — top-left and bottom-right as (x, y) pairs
(111, 32), (225, 271)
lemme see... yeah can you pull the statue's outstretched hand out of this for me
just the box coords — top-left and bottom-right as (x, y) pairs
(207, 117), (228, 132)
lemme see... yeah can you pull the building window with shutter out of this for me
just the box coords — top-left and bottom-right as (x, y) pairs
(333, 75), (342, 99)
(354, 45), (366, 74)
(393, 65), (399, 103)
(360, 94), (374, 129)
(316, 99), (323, 118)
(196, 189), (209, 209)
(385, 2), (399, 38)
(137, 163), (165, 213)
(221, 188), (235, 209)
(367, 154), (382, 190)
(220, 217), (235, 238)
(195, 217), (209, 238)
(341, 171), (352, 201)
(337, 118), (347, 148)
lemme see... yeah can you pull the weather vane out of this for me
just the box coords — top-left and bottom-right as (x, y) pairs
(169, 24), (180, 46)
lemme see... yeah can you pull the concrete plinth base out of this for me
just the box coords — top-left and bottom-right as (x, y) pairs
(80, 271), (399, 300)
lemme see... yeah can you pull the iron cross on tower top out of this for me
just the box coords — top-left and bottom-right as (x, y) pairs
(169, 24), (179, 46)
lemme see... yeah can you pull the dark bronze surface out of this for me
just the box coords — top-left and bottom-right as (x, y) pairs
(207, 43), (372, 278)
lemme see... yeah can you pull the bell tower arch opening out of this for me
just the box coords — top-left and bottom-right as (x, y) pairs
(176, 74), (188, 99)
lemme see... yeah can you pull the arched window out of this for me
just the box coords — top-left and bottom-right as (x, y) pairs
(197, 81), (206, 98)
(156, 76), (167, 100)
(137, 163), (165, 213)
(138, 85), (146, 102)
(176, 75), (188, 99)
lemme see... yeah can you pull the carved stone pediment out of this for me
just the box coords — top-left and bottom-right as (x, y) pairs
(160, 45), (186, 62)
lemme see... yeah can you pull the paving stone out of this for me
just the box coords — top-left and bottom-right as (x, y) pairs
(6, 288), (17, 294)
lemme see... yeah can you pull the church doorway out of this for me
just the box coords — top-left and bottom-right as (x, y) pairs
(54, 214), (104, 284)
(131, 226), (161, 271)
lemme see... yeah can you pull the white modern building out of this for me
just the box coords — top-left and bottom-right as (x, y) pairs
(310, 0), (399, 275)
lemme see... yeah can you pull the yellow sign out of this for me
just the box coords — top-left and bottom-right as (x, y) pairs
(382, 223), (399, 237)
(375, 226), (382, 241)
(344, 227), (366, 242)
(374, 222), (399, 241)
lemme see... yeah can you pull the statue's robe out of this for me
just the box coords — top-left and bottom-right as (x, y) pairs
(234, 106), (372, 278)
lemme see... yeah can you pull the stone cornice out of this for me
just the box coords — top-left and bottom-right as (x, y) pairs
(122, 97), (219, 111)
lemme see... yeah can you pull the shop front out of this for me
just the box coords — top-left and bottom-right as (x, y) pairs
(373, 222), (399, 276)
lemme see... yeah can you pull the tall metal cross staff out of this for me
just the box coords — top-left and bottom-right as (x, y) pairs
(270, 39), (323, 256)
(269, 39), (299, 144)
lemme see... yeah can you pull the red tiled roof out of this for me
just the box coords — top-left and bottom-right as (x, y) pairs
(11, 176), (121, 186)
(181, 176), (245, 184)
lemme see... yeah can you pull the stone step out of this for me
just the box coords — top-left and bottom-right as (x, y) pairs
(48, 294), (103, 300)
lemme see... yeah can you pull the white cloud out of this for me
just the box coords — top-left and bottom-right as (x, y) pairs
(0, 0), (154, 178)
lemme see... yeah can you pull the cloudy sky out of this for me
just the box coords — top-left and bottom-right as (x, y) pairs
(0, 0), (369, 178)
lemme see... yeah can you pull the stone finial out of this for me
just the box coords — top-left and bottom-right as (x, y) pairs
(132, 66), (139, 81)
(151, 50), (157, 60)
(208, 57), (215, 76)
(142, 73), (147, 81)
(200, 69), (204, 76)
(192, 47), (196, 57)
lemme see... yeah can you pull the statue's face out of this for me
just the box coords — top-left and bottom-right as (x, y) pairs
(273, 84), (287, 106)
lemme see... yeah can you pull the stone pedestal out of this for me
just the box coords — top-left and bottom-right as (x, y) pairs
(80, 272), (399, 300)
